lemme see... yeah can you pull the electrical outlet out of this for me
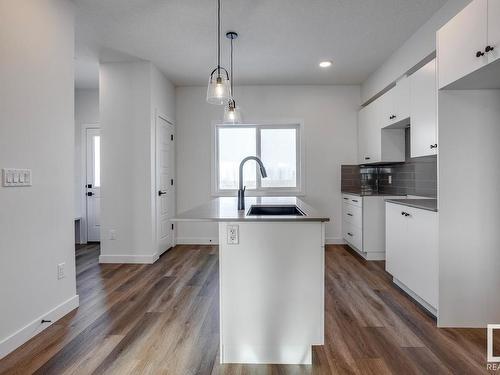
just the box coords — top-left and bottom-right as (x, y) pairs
(57, 263), (65, 279)
(109, 229), (116, 240)
(227, 225), (239, 244)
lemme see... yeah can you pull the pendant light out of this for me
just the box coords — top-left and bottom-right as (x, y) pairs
(206, 0), (231, 105)
(223, 31), (243, 124)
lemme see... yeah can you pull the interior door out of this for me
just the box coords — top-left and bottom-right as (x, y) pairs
(156, 115), (174, 255)
(86, 128), (101, 242)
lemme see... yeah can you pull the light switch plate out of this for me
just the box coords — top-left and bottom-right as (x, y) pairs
(2, 168), (32, 187)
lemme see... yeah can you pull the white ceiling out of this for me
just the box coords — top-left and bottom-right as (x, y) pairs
(74, 0), (447, 89)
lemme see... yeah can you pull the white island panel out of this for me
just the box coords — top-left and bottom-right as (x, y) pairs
(219, 221), (325, 364)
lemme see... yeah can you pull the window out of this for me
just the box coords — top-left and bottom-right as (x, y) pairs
(214, 123), (303, 195)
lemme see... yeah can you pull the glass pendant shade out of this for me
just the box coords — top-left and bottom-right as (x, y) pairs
(206, 71), (231, 105)
(223, 100), (242, 123)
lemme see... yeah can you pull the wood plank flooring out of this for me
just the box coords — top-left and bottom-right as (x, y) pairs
(0, 244), (494, 374)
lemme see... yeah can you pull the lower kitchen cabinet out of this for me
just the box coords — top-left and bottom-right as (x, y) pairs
(342, 194), (400, 261)
(385, 202), (438, 314)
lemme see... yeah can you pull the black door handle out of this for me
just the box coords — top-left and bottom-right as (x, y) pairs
(486, 45), (495, 53)
(476, 51), (485, 57)
(430, 144), (438, 149)
(158, 190), (167, 196)
(87, 192), (93, 196)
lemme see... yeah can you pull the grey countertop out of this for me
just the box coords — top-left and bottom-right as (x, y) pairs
(173, 197), (330, 222)
(342, 191), (406, 197)
(385, 198), (438, 212)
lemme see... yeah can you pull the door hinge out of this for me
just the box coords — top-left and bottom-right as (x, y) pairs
(171, 178), (174, 186)
(170, 134), (174, 141)
(171, 223), (174, 230)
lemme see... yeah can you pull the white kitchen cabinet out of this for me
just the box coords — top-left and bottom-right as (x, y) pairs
(358, 92), (405, 164)
(410, 59), (437, 157)
(385, 202), (438, 313)
(488, 0), (500, 64)
(343, 194), (401, 260)
(358, 104), (381, 164)
(381, 76), (411, 128)
(437, 0), (500, 89)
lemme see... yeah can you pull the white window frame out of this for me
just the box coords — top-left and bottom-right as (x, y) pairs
(211, 120), (305, 196)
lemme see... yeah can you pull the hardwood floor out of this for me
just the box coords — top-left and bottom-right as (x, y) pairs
(0, 244), (493, 374)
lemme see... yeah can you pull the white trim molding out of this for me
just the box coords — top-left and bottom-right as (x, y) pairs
(99, 254), (159, 264)
(0, 295), (79, 360)
(325, 237), (345, 245)
(176, 237), (219, 245)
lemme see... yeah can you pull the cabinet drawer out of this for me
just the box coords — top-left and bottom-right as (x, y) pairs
(343, 222), (362, 251)
(342, 194), (362, 208)
(343, 203), (362, 229)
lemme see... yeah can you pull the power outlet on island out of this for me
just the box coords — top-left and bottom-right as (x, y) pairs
(57, 263), (65, 280)
(227, 225), (239, 245)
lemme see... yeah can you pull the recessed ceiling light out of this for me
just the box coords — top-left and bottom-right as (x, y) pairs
(319, 60), (333, 68)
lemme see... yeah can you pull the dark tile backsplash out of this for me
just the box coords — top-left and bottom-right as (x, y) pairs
(342, 129), (437, 197)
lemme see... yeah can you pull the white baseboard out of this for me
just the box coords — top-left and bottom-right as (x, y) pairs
(393, 278), (437, 317)
(0, 295), (79, 360)
(325, 237), (345, 245)
(176, 237), (219, 245)
(99, 253), (159, 264)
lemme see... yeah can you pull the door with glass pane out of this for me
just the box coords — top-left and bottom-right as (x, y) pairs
(86, 128), (101, 242)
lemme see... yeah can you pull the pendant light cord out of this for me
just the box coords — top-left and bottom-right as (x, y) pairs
(217, 0), (221, 75)
(230, 36), (234, 100)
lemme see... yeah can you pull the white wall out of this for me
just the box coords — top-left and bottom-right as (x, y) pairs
(438, 90), (500, 327)
(361, 0), (471, 102)
(175, 85), (360, 244)
(74, 89), (99, 223)
(0, 0), (79, 358)
(99, 62), (175, 263)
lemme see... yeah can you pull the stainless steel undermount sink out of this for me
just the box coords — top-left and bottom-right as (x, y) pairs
(247, 205), (305, 216)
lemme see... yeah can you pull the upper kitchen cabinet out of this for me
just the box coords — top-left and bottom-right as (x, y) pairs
(358, 92), (405, 165)
(381, 76), (411, 128)
(410, 59), (437, 158)
(438, 0), (500, 89)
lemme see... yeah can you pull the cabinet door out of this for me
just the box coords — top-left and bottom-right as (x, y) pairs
(358, 106), (369, 164)
(385, 203), (408, 278)
(406, 208), (438, 309)
(438, 0), (488, 89)
(410, 59), (437, 157)
(379, 89), (394, 129)
(358, 102), (381, 163)
(392, 76), (410, 125)
(488, 0), (500, 64)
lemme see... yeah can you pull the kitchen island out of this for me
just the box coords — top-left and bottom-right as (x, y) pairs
(174, 197), (329, 364)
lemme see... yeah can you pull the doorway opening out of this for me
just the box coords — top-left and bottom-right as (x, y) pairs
(84, 126), (101, 243)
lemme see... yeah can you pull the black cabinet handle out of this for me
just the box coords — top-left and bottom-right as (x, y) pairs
(158, 190), (167, 196)
(401, 212), (406, 216)
(352, 200), (358, 203)
(389, 115), (396, 120)
(347, 232), (353, 237)
(347, 213), (353, 216)
(430, 144), (438, 149)
(87, 192), (93, 196)
(486, 45), (495, 53)
(343, 197), (348, 200)
(86, 184), (92, 188)
(476, 51), (485, 57)
(364, 157), (371, 160)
